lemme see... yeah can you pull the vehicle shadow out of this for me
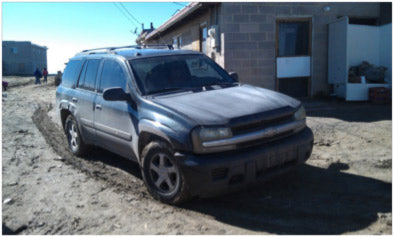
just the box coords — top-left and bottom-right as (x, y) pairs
(180, 163), (391, 234)
(83, 147), (143, 180)
(303, 99), (391, 122)
(80, 146), (391, 234)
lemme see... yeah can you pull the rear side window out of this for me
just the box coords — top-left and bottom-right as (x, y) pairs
(61, 59), (83, 88)
(77, 62), (88, 89)
(77, 59), (100, 91)
(98, 60), (127, 93)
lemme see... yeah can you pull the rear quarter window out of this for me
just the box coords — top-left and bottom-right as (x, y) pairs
(61, 59), (84, 88)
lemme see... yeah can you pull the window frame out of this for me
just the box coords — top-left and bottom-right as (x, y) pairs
(97, 58), (129, 94)
(84, 59), (101, 91)
(76, 60), (88, 89)
(199, 23), (208, 54)
(172, 34), (182, 49)
(276, 18), (312, 58)
(62, 59), (84, 88)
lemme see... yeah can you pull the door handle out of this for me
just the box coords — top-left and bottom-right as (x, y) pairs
(72, 97), (78, 103)
(95, 104), (102, 110)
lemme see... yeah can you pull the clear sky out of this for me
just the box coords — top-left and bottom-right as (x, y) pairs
(2, 2), (188, 73)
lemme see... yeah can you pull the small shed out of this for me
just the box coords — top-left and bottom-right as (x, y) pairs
(328, 17), (392, 101)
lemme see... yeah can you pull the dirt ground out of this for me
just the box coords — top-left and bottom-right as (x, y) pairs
(2, 76), (392, 234)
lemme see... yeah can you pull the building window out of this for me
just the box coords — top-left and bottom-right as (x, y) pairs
(178, 36), (182, 49)
(11, 47), (18, 54)
(278, 21), (310, 57)
(173, 36), (182, 49)
(173, 37), (177, 49)
(200, 25), (207, 54)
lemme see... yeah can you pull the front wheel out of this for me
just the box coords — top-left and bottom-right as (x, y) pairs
(141, 141), (190, 204)
(65, 115), (87, 156)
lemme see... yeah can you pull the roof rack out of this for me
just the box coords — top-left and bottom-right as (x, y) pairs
(78, 44), (174, 55)
(80, 45), (140, 54)
(141, 44), (174, 50)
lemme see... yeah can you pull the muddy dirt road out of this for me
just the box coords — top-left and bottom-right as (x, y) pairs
(2, 77), (392, 234)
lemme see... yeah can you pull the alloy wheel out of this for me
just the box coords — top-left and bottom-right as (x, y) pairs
(149, 153), (180, 194)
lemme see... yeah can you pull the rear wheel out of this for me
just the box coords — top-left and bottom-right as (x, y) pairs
(65, 115), (87, 156)
(141, 141), (190, 204)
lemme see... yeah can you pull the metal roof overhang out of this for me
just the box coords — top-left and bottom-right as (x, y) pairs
(145, 2), (205, 41)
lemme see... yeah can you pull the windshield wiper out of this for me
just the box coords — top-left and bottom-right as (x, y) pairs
(147, 87), (193, 95)
(203, 82), (236, 88)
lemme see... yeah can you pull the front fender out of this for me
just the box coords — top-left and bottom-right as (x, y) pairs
(138, 119), (192, 151)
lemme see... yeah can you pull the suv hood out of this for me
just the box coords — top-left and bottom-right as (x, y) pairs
(151, 84), (300, 125)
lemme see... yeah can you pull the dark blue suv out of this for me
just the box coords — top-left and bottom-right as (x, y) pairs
(56, 45), (313, 204)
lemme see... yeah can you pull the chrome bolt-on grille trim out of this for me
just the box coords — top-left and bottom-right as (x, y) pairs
(202, 119), (306, 148)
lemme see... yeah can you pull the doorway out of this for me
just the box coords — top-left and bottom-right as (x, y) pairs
(276, 18), (312, 98)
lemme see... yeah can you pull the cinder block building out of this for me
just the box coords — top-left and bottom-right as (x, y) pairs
(2, 41), (48, 76)
(139, 2), (392, 98)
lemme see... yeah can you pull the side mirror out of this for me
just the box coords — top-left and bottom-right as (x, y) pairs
(229, 72), (239, 82)
(103, 87), (129, 101)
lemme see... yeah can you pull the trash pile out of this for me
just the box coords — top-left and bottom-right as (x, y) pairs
(349, 61), (387, 83)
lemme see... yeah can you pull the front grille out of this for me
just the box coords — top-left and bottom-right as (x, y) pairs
(236, 129), (294, 150)
(231, 114), (294, 135)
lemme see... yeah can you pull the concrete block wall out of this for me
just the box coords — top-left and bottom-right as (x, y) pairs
(220, 2), (380, 96)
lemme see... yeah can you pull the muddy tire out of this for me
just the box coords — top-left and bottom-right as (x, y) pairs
(65, 115), (87, 156)
(141, 141), (190, 204)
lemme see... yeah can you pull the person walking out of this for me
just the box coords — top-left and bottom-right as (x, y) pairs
(34, 68), (42, 85)
(42, 68), (48, 84)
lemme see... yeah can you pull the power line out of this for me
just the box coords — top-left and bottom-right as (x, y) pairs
(172, 2), (187, 7)
(172, 9), (180, 16)
(112, 2), (138, 28)
(119, 2), (141, 25)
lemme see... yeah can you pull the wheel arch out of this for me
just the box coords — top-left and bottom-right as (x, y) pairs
(60, 109), (72, 131)
(137, 119), (188, 161)
(138, 131), (173, 161)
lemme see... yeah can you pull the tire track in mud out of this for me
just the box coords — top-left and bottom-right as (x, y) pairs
(30, 103), (392, 234)
(31, 104), (150, 200)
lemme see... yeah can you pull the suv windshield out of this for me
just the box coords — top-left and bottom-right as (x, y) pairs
(129, 54), (236, 95)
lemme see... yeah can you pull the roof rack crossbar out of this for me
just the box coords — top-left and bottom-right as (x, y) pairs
(78, 44), (174, 56)
(141, 44), (174, 50)
(81, 45), (141, 53)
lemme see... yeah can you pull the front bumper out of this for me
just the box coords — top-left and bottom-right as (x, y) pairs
(175, 127), (314, 198)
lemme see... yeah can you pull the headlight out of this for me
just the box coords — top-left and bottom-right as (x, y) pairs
(191, 126), (234, 153)
(294, 106), (306, 121)
(198, 127), (232, 141)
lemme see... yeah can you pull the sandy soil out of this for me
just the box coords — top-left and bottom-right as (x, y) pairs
(2, 76), (392, 234)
